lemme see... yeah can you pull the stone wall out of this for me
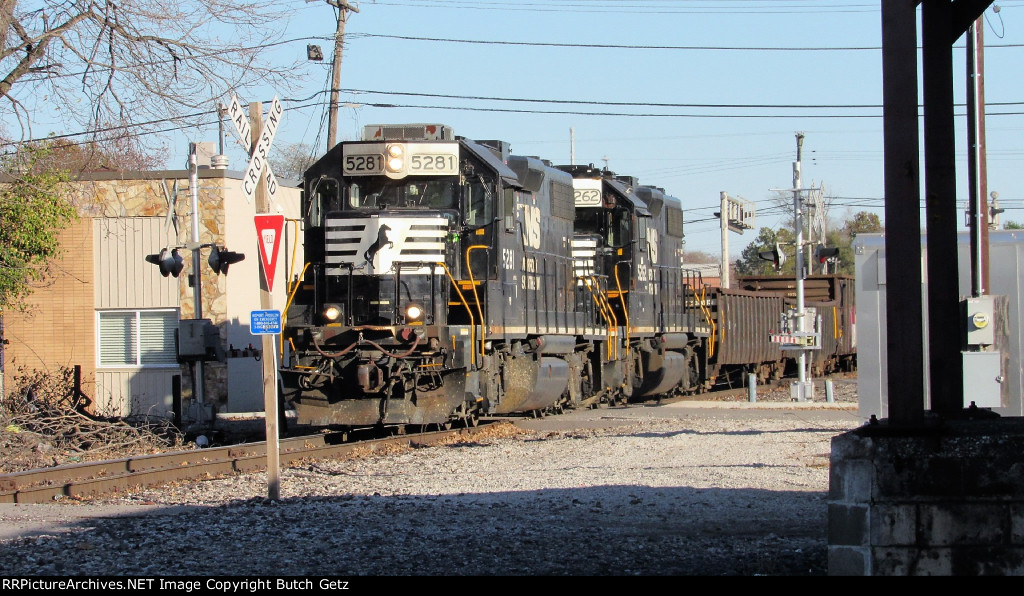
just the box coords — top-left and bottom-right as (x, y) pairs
(829, 417), (1024, 575)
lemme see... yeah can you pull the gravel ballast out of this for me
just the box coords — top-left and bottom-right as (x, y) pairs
(0, 383), (864, 577)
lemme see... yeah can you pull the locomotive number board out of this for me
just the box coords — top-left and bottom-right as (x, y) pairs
(343, 143), (460, 177)
(573, 178), (602, 207)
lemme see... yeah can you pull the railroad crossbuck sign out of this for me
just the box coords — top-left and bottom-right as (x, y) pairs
(226, 94), (283, 203)
(254, 214), (285, 292)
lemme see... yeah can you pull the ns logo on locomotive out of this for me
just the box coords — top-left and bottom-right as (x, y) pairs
(278, 124), (856, 429)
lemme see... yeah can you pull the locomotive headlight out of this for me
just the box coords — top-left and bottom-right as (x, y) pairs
(404, 302), (424, 322)
(386, 145), (404, 172)
(322, 304), (342, 323)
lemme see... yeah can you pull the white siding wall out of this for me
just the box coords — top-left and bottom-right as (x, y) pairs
(94, 217), (180, 417)
(223, 179), (305, 412)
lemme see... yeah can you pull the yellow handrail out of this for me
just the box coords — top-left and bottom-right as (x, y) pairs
(698, 285), (716, 358)
(465, 245), (489, 360)
(613, 262), (630, 353)
(438, 261), (478, 367)
(280, 261), (312, 357)
(578, 276), (617, 360)
(286, 218), (301, 291)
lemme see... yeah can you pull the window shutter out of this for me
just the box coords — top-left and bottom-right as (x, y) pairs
(99, 312), (135, 366)
(140, 311), (178, 365)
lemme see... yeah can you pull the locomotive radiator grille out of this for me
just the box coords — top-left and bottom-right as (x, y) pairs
(325, 216), (448, 275)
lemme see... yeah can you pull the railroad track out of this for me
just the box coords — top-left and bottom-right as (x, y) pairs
(0, 371), (857, 505)
(0, 422), (502, 505)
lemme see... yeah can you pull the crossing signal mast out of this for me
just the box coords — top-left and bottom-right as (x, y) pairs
(765, 132), (824, 402)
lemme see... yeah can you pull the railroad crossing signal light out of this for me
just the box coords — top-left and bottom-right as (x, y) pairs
(145, 248), (184, 278)
(208, 245), (245, 275)
(758, 242), (785, 272)
(815, 244), (840, 264)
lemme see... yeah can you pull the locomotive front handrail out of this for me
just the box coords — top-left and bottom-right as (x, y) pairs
(613, 262), (630, 351)
(579, 275), (618, 361)
(281, 261), (312, 357)
(438, 261), (480, 368)
(465, 245), (489, 360)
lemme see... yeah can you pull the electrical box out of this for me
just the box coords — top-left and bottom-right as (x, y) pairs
(960, 294), (1010, 409)
(963, 296), (997, 347)
(962, 351), (1005, 408)
(177, 319), (223, 361)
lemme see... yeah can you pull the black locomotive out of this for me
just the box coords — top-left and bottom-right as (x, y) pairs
(278, 124), (856, 428)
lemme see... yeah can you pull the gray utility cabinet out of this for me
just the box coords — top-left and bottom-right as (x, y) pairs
(854, 231), (1022, 421)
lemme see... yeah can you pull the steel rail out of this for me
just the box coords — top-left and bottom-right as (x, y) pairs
(0, 424), (499, 504)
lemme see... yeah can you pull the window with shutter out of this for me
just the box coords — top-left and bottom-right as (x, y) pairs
(98, 309), (179, 367)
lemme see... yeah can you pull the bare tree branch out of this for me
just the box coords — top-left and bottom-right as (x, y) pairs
(0, 0), (305, 152)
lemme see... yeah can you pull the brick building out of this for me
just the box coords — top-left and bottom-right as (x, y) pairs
(3, 163), (302, 423)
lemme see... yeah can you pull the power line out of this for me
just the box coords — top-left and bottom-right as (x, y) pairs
(350, 31), (1024, 52)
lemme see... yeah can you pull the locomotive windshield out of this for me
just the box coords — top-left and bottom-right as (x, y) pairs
(347, 177), (458, 210)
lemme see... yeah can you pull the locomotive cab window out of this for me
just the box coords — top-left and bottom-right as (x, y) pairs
(347, 178), (458, 210)
(463, 178), (493, 226)
(607, 207), (631, 249)
(307, 177), (340, 227)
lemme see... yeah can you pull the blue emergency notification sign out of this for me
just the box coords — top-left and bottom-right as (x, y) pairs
(250, 309), (282, 335)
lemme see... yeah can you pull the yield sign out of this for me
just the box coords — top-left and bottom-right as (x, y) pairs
(254, 214), (285, 292)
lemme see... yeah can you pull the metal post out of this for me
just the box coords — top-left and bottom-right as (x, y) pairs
(720, 191), (730, 289)
(881, 0), (925, 426)
(570, 127), (575, 164)
(967, 20), (983, 298)
(792, 133), (812, 401)
(747, 373), (757, 403)
(188, 144), (205, 420)
(825, 379), (835, 403)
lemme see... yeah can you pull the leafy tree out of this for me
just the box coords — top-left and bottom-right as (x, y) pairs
(735, 227), (795, 276)
(1004, 220), (1024, 230)
(814, 210), (883, 275)
(845, 211), (883, 236)
(0, 143), (77, 309)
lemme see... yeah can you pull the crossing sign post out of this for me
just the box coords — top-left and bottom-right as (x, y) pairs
(226, 94), (283, 203)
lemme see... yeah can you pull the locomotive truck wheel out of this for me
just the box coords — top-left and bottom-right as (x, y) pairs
(457, 403), (480, 428)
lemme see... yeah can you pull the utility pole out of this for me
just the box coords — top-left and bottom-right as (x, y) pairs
(967, 14), (989, 297)
(792, 132), (812, 402)
(325, 0), (359, 151)
(720, 192), (730, 289)
(570, 127), (575, 164)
